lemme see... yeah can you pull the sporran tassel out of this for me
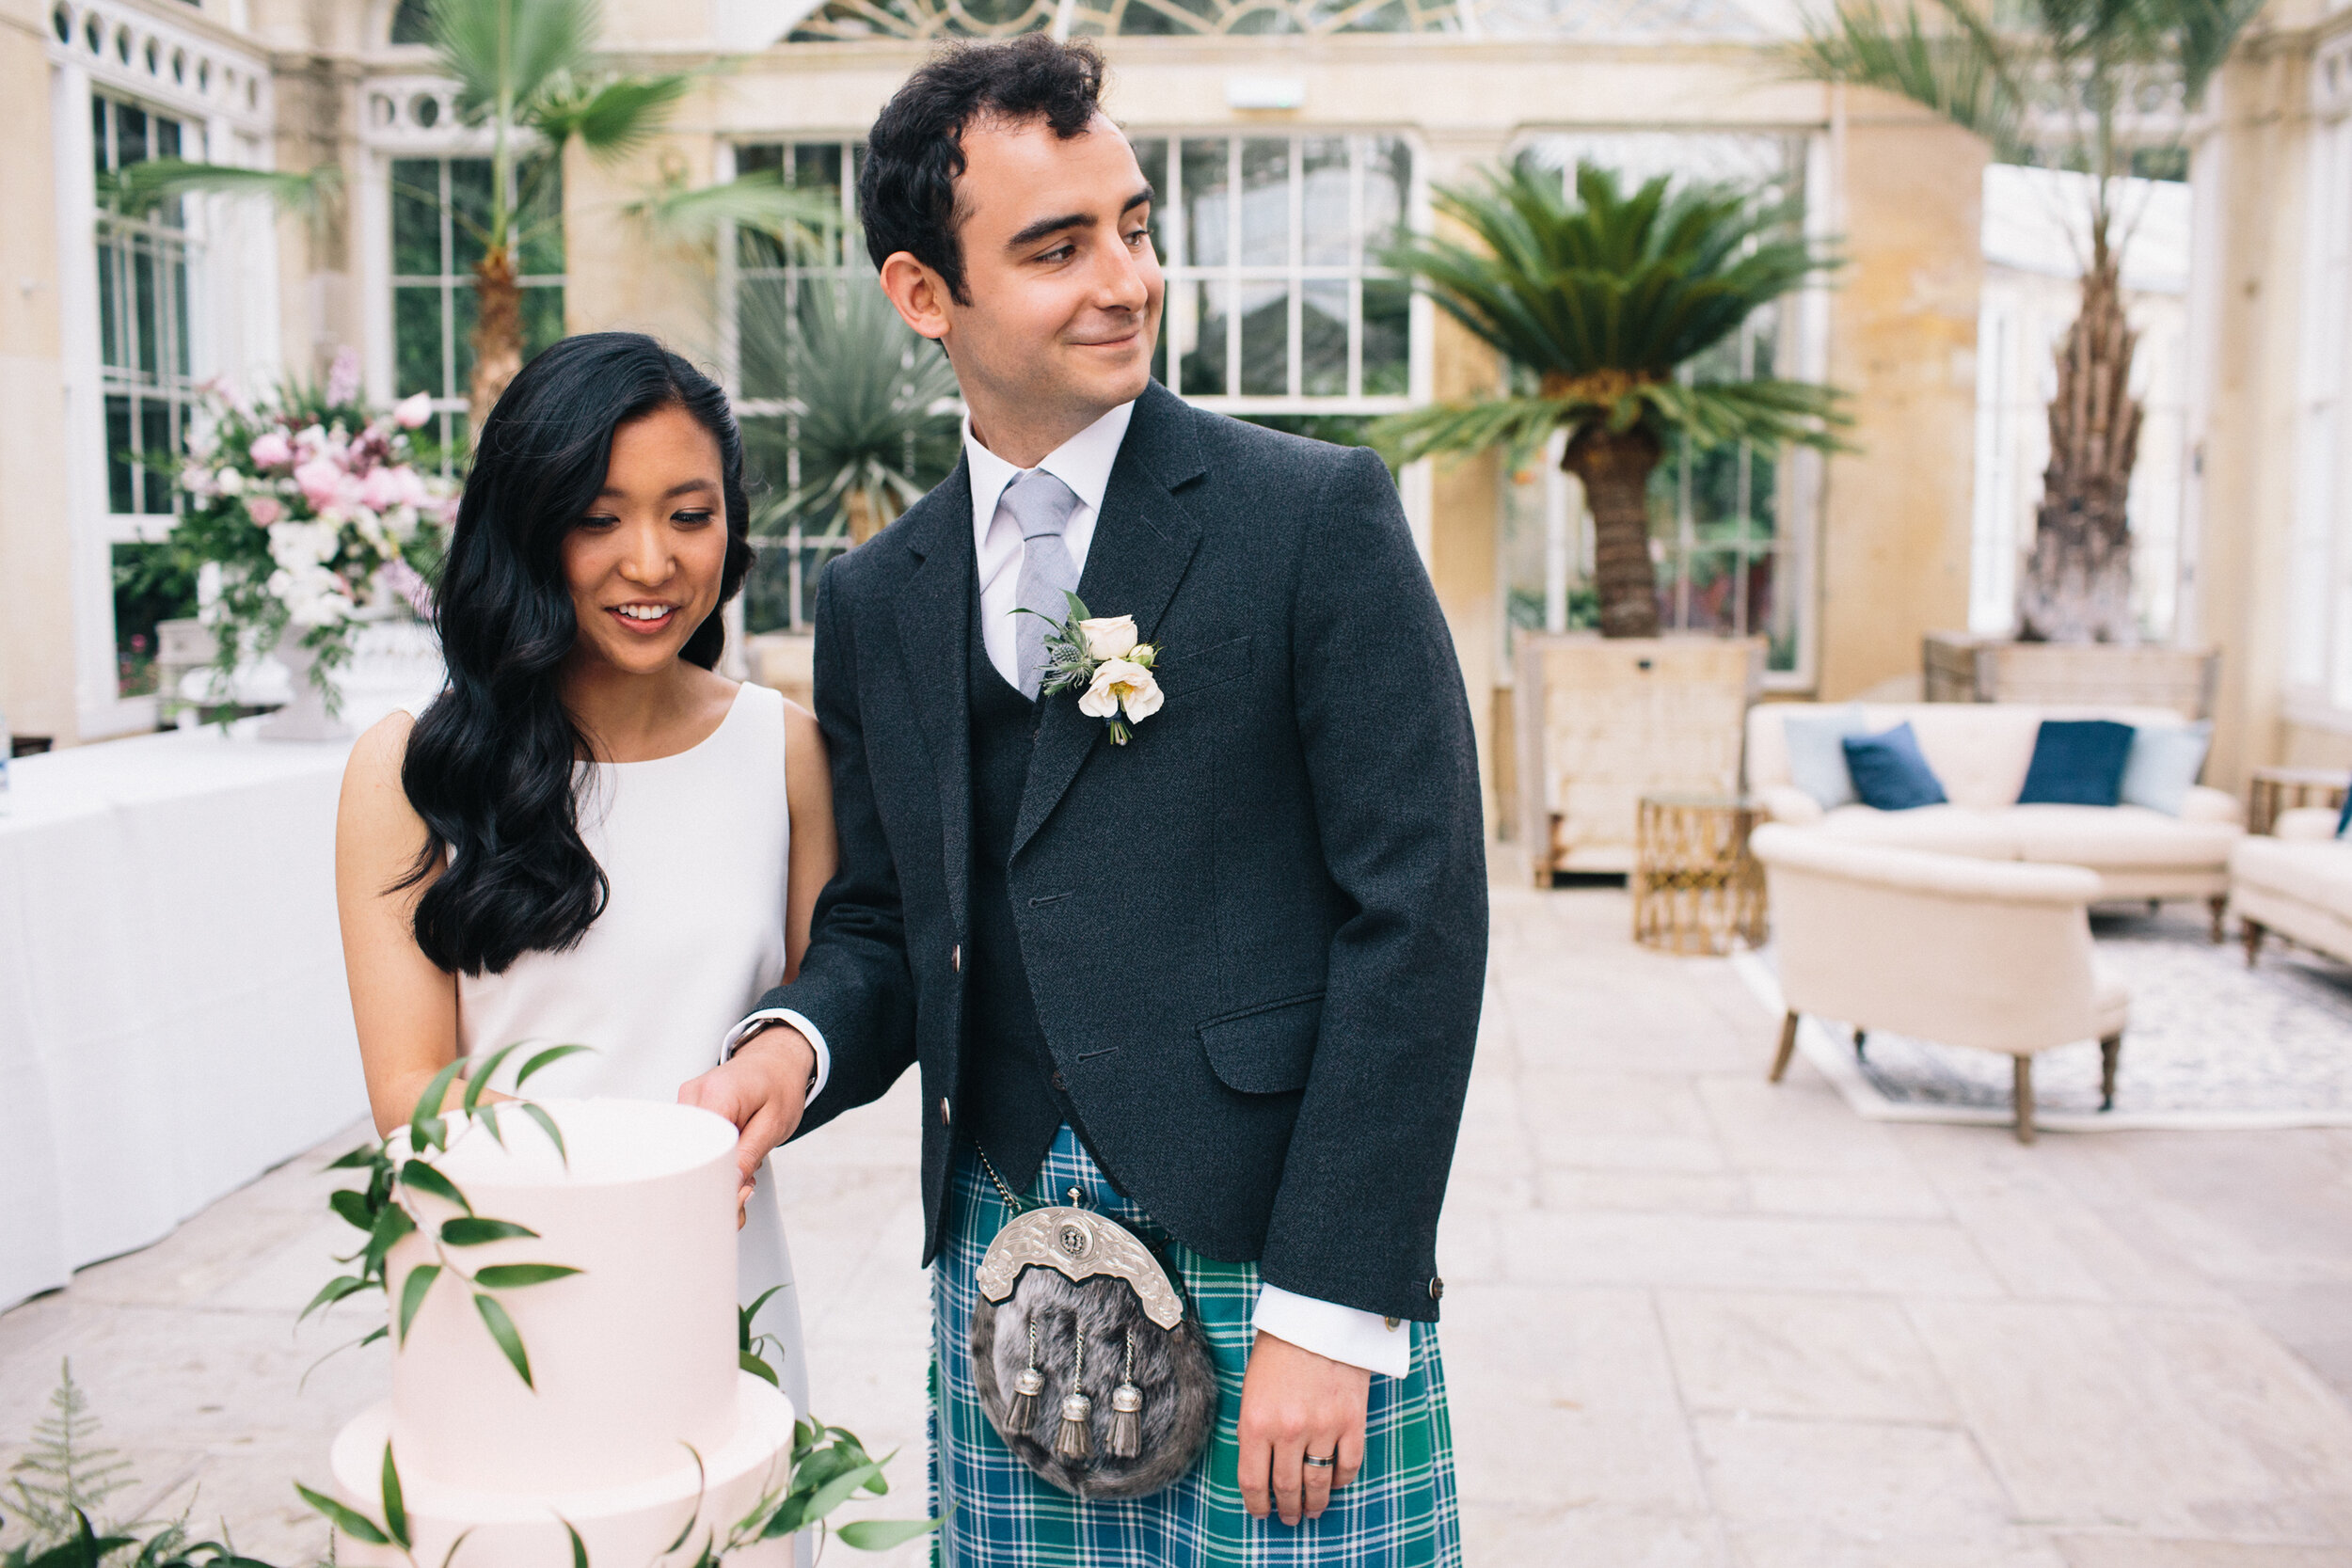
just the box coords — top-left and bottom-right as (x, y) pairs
(1107, 1325), (1144, 1460)
(1052, 1326), (1094, 1462)
(1007, 1322), (1044, 1433)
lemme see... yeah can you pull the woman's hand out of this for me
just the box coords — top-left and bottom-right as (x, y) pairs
(678, 1025), (818, 1227)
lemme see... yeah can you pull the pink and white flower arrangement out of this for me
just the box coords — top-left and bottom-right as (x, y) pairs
(170, 353), (456, 719)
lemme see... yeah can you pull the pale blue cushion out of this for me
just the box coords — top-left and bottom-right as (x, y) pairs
(1781, 706), (1870, 810)
(2119, 721), (2212, 816)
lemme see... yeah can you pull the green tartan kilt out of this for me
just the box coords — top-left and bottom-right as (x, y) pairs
(929, 1126), (1463, 1567)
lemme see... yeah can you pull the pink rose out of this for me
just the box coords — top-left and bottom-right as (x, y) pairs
(293, 455), (343, 511)
(393, 392), (433, 430)
(359, 466), (405, 513)
(246, 495), (283, 528)
(249, 431), (294, 468)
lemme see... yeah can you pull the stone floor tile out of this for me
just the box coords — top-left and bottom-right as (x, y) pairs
(1658, 1291), (1960, 1423)
(1695, 1414), (2016, 1542)
(1467, 1504), (1733, 1566)
(1500, 1211), (2006, 1298)
(1537, 1168), (1754, 1212)
(1906, 1300), (2302, 1535)
(2056, 1540), (2352, 1566)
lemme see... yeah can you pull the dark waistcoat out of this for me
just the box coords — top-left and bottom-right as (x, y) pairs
(961, 576), (1081, 1188)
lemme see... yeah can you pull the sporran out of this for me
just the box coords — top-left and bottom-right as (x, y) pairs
(968, 1148), (1218, 1499)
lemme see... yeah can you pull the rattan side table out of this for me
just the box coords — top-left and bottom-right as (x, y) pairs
(1632, 792), (1768, 955)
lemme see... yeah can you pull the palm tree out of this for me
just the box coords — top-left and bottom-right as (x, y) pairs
(1375, 162), (1846, 639)
(1789, 0), (2262, 641)
(738, 279), (961, 546)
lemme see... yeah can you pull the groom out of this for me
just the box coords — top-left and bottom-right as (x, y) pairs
(697, 34), (1485, 1563)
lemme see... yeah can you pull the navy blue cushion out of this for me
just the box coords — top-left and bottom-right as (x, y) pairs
(1842, 722), (1948, 811)
(2016, 720), (2137, 807)
(2337, 775), (2351, 838)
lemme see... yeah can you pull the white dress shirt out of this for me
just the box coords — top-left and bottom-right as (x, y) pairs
(723, 402), (1410, 1378)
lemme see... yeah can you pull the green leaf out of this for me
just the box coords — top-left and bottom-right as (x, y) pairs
(519, 1101), (569, 1165)
(327, 1143), (382, 1170)
(436, 1528), (475, 1568)
(563, 1519), (589, 1568)
(799, 1460), (887, 1528)
(328, 1189), (374, 1233)
(740, 1283), (789, 1351)
(1062, 590), (1092, 625)
(472, 1263), (582, 1289)
(741, 1349), (780, 1387)
(474, 1292), (533, 1388)
(409, 1059), (467, 1152)
(441, 1216), (539, 1246)
(477, 1102), (506, 1148)
(398, 1263), (441, 1346)
(834, 1517), (946, 1551)
(400, 1159), (472, 1214)
(362, 1200), (419, 1279)
(298, 1274), (372, 1323)
(294, 1483), (390, 1545)
(381, 1443), (409, 1549)
(359, 1323), (389, 1348)
(516, 1043), (594, 1088)
(463, 1042), (527, 1112)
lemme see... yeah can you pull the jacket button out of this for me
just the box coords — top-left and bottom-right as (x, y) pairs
(951, 943), (961, 974)
(1428, 1276), (1445, 1302)
(940, 1098), (952, 1127)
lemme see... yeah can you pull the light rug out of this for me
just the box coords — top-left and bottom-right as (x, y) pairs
(1728, 907), (2352, 1132)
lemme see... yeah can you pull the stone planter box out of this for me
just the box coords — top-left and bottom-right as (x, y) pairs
(747, 630), (816, 712)
(1514, 633), (1763, 879)
(1922, 633), (2218, 720)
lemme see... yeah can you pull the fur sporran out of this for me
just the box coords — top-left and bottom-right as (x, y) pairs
(970, 1204), (1218, 1498)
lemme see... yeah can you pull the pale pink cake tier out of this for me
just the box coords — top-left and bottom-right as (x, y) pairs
(384, 1100), (743, 1493)
(330, 1371), (796, 1567)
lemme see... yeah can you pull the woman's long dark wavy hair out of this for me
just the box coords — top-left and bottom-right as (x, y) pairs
(400, 333), (755, 975)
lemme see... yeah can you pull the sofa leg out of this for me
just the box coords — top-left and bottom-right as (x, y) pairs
(1853, 1027), (1867, 1060)
(1770, 1012), (1799, 1083)
(2244, 919), (2265, 969)
(2148, 898), (2161, 917)
(2012, 1056), (2037, 1145)
(2098, 1034), (2122, 1113)
(2209, 895), (2228, 944)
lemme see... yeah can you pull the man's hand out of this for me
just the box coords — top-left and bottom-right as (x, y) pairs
(1236, 1329), (1371, 1526)
(676, 1025), (818, 1227)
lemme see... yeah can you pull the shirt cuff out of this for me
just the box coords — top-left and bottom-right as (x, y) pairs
(721, 1008), (832, 1106)
(1251, 1284), (1412, 1379)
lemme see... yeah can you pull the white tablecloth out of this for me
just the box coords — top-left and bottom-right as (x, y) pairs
(0, 716), (405, 1311)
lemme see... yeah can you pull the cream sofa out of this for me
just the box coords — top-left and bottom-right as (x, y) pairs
(2231, 807), (2352, 970)
(1747, 703), (2245, 931)
(1753, 825), (2129, 1143)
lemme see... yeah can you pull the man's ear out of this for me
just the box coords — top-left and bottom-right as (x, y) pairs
(879, 252), (952, 342)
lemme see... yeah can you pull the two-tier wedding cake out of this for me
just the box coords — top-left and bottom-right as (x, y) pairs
(326, 1099), (796, 1566)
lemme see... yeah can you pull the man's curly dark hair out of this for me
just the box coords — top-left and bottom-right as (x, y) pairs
(858, 36), (1109, 305)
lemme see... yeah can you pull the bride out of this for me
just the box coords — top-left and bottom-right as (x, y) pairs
(334, 332), (834, 1433)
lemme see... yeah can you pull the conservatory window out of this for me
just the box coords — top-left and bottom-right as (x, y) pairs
(1138, 134), (1416, 410)
(2285, 113), (2352, 716)
(94, 92), (201, 521)
(389, 154), (565, 458)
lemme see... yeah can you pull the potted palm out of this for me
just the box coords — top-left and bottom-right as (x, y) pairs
(1791, 0), (2257, 699)
(1374, 162), (1846, 876)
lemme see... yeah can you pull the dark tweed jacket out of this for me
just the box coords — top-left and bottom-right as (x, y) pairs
(761, 380), (1486, 1323)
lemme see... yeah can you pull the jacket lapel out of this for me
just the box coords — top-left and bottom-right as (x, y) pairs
(1011, 386), (1206, 860)
(894, 459), (976, 927)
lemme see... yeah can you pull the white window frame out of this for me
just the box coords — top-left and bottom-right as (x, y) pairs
(2283, 35), (2352, 728)
(48, 0), (277, 738)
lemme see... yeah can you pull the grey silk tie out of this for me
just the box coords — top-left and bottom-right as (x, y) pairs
(1005, 470), (1084, 699)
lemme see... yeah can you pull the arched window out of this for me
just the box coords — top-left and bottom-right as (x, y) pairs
(390, 0), (432, 44)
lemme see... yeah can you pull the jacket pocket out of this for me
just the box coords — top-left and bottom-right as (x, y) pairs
(1198, 990), (1324, 1094)
(1152, 635), (1252, 700)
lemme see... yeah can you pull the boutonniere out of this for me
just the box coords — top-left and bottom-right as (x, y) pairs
(1021, 592), (1166, 745)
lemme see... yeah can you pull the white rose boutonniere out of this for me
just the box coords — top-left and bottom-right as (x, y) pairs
(1019, 592), (1166, 745)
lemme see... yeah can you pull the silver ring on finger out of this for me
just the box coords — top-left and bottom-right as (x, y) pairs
(1303, 1453), (1336, 1468)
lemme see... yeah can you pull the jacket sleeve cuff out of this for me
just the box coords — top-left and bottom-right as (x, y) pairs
(1251, 1284), (1412, 1378)
(721, 1009), (832, 1106)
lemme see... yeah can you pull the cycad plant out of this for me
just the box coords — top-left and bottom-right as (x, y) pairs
(739, 280), (961, 546)
(1789, 0), (2262, 641)
(1375, 163), (1846, 639)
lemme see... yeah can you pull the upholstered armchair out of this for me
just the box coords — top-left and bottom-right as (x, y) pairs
(1750, 825), (2130, 1144)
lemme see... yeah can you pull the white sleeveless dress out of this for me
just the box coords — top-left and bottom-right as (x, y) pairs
(452, 682), (810, 1431)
